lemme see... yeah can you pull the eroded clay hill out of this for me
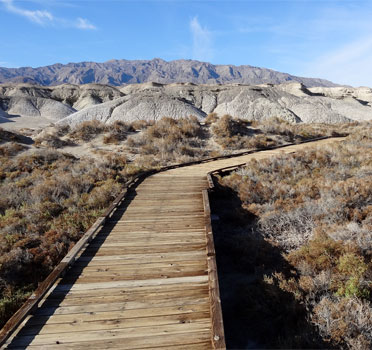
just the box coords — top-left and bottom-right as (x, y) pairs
(1, 82), (372, 128)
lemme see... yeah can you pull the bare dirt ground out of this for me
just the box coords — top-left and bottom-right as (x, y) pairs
(0, 115), (59, 131)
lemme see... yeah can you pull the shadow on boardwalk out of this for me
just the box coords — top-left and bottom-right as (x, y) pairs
(210, 183), (329, 350)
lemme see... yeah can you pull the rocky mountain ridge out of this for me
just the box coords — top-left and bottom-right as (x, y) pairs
(0, 58), (338, 87)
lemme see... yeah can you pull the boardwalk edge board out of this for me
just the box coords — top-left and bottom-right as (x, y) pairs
(202, 190), (226, 349)
(0, 135), (344, 347)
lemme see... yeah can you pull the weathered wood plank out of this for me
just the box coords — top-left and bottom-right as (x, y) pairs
(7, 320), (212, 347)
(14, 332), (212, 349)
(42, 286), (209, 307)
(24, 303), (210, 328)
(34, 297), (210, 316)
(53, 275), (209, 292)
(18, 313), (211, 336)
(61, 268), (208, 284)
(48, 281), (210, 299)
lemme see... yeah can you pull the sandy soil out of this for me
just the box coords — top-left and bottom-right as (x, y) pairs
(0, 115), (58, 131)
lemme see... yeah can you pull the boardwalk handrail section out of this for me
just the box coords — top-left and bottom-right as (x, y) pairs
(0, 135), (344, 347)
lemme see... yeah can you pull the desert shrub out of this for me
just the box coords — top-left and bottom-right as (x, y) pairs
(218, 131), (372, 348)
(69, 120), (106, 141)
(204, 112), (219, 125)
(211, 115), (251, 150)
(128, 116), (206, 165)
(313, 297), (372, 348)
(0, 143), (27, 157)
(212, 115), (251, 140)
(103, 121), (135, 144)
(103, 134), (119, 144)
(211, 115), (286, 150)
(53, 124), (71, 137)
(130, 119), (153, 130)
(34, 133), (72, 148)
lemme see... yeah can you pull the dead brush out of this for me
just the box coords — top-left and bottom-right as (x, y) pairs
(34, 134), (73, 148)
(69, 120), (107, 141)
(0, 143), (27, 157)
(211, 115), (260, 150)
(103, 121), (135, 144)
(219, 134), (372, 348)
(204, 112), (219, 125)
(130, 119), (153, 131)
(129, 116), (206, 163)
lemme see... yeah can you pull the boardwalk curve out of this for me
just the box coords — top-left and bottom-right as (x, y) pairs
(1, 137), (343, 349)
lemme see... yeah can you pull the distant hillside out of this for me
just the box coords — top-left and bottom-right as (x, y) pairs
(0, 58), (338, 87)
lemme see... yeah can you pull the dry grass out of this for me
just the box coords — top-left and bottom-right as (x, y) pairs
(208, 115), (333, 151)
(0, 148), (130, 327)
(1, 116), (371, 333)
(69, 120), (106, 141)
(218, 124), (372, 348)
(127, 116), (208, 166)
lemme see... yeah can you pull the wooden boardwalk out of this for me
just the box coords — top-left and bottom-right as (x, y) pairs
(2, 138), (342, 349)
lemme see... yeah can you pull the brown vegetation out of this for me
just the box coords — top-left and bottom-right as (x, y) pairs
(0, 148), (129, 327)
(209, 115), (348, 151)
(127, 116), (208, 166)
(217, 124), (372, 348)
(0, 116), (370, 334)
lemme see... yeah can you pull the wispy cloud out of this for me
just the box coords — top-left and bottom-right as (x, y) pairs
(1, 0), (53, 25)
(76, 17), (96, 30)
(0, 0), (96, 30)
(190, 17), (213, 61)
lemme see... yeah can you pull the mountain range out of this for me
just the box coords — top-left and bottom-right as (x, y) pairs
(0, 58), (338, 87)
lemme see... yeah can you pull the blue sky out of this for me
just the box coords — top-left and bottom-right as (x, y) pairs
(1, 0), (372, 86)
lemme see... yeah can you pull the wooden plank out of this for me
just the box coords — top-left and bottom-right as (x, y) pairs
(98, 228), (206, 234)
(42, 286), (209, 307)
(53, 275), (209, 292)
(90, 239), (206, 245)
(202, 189), (226, 350)
(67, 262), (207, 278)
(91, 234), (206, 243)
(47, 281), (210, 299)
(7, 320), (212, 347)
(18, 313), (211, 336)
(61, 268), (208, 284)
(81, 243), (206, 255)
(80, 247), (205, 257)
(74, 251), (207, 265)
(113, 214), (205, 219)
(69, 259), (207, 273)
(14, 332), (212, 349)
(34, 297), (210, 317)
(25, 303), (210, 327)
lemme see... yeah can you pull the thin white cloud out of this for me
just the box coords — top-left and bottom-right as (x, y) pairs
(1, 0), (53, 24)
(190, 17), (213, 61)
(76, 17), (96, 30)
(0, 0), (96, 30)
(305, 36), (372, 87)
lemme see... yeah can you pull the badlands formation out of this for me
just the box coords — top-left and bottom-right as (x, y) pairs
(0, 82), (372, 129)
